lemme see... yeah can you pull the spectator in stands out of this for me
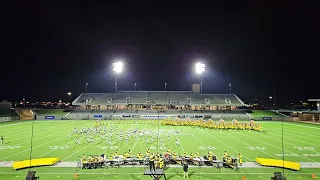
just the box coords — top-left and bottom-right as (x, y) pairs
(183, 161), (189, 179)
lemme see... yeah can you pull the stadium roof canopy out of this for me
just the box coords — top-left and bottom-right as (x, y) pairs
(308, 99), (320, 111)
(72, 91), (244, 106)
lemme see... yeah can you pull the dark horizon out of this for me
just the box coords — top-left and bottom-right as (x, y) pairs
(1, 1), (319, 103)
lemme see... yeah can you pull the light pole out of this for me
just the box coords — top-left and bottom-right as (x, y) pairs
(195, 63), (205, 94)
(85, 82), (88, 93)
(269, 96), (273, 110)
(134, 83), (137, 91)
(112, 61), (123, 93)
(165, 83), (167, 91)
(68, 92), (72, 101)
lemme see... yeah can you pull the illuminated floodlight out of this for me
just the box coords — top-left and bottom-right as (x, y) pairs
(195, 63), (205, 74)
(269, 96), (272, 99)
(113, 61), (123, 73)
(68, 92), (72, 96)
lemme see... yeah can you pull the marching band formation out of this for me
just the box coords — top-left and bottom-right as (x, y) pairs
(71, 119), (252, 170)
(162, 118), (262, 131)
(80, 149), (243, 170)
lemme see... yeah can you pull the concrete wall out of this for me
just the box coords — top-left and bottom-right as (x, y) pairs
(36, 115), (68, 120)
(0, 116), (19, 122)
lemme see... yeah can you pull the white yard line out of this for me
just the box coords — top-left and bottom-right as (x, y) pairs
(0, 121), (79, 151)
(265, 128), (320, 149)
(34, 141), (75, 159)
(284, 123), (320, 130)
(1, 172), (319, 175)
(61, 144), (91, 161)
(169, 125), (186, 153)
(0, 121), (78, 144)
(2, 134), (73, 160)
(32, 121), (97, 159)
(1, 121), (94, 159)
(200, 129), (253, 162)
(0, 120), (64, 133)
(234, 131), (316, 162)
(1, 122), (66, 138)
(130, 123), (148, 152)
(275, 128), (320, 143)
(263, 123), (320, 138)
(219, 131), (279, 159)
(102, 122), (136, 154)
(183, 127), (214, 153)
(0, 121), (32, 128)
(63, 122), (132, 161)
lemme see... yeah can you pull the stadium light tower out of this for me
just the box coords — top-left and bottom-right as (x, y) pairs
(67, 92), (72, 101)
(112, 61), (123, 93)
(195, 62), (206, 93)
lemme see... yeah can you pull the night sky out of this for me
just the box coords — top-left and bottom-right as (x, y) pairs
(1, 1), (319, 103)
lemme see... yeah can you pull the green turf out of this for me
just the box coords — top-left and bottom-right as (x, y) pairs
(0, 167), (319, 180)
(1, 120), (320, 180)
(250, 110), (281, 117)
(34, 109), (69, 116)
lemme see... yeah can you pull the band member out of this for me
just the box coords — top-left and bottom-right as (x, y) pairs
(238, 152), (242, 166)
(183, 161), (189, 179)
(149, 153), (156, 172)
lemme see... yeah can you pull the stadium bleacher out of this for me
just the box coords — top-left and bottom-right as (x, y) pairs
(73, 91), (244, 106)
(19, 91), (249, 120)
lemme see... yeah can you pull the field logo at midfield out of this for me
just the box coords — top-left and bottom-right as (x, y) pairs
(97, 146), (117, 150)
(247, 146), (266, 151)
(199, 146), (216, 150)
(0, 146), (21, 150)
(48, 146), (70, 150)
(293, 147), (315, 151)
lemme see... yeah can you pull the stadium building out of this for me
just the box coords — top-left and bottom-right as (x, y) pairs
(69, 84), (247, 120)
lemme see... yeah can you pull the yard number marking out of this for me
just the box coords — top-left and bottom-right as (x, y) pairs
(48, 146), (69, 150)
(0, 146), (21, 150)
(293, 147), (315, 151)
(97, 146), (117, 150)
(110, 146), (118, 149)
(199, 146), (216, 150)
(247, 146), (266, 151)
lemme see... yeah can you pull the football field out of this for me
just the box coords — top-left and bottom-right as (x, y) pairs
(0, 120), (320, 179)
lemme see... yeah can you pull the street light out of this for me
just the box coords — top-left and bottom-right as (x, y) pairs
(112, 61), (123, 93)
(195, 63), (205, 93)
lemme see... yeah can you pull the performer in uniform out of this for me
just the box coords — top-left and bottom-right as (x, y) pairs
(238, 152), (242, 166)
(149, 153), (156, 172)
